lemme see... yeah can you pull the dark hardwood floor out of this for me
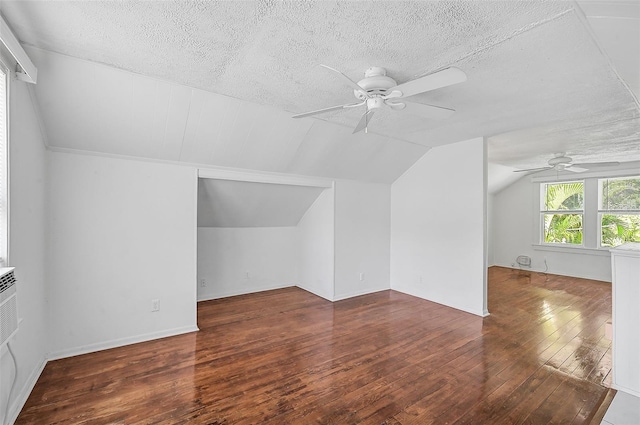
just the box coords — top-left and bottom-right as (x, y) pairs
(16, 266), (614, 424)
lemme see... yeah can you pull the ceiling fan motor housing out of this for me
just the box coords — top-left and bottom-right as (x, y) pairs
(354, 67), (397, 99)
(548, 155), (572, 166)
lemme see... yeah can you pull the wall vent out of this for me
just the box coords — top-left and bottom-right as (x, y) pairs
(0, 267), (17, 346)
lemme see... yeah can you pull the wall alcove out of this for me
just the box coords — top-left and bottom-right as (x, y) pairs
(196, 175), (334, 303)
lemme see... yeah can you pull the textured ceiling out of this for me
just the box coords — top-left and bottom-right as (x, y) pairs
(1, 0), (638, 184)
(0, 0), (572, 107)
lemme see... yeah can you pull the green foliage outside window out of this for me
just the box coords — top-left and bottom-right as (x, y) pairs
(544, 213), (583, 244)
(542, 182), (584, 245)
(600, 177), (640, 247)
(544, 181), (584, 211)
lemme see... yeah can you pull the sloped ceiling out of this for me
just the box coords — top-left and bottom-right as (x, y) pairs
(1, 0), (638, 185)
(25, 47), (426, 183)
(198, 179), (325, 227)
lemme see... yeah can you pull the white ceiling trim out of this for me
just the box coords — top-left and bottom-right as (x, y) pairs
(47, 143), (340, 188)
(198, 167), (333, 188)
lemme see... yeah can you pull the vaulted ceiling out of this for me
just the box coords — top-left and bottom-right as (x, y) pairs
(1, 0), (638, 186)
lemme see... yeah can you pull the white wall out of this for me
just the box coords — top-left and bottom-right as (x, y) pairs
(610, 244), (640, 397)
(487, 194), (495, 266)
(0, 82), (49, 424)
(391, 137), (487, 316)
(47, 152), (198, 358)
(492, 175), (612, 281)
(334, 180), (390, 300)
(297, 187), (335, 300)
(197, 227), (297, 300)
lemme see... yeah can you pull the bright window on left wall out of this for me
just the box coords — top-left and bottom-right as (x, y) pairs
(0, 61), (8, 266)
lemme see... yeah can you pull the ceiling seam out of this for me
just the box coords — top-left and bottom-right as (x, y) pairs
(177, 88), (195, 161)
(158, 83), (172, 159)
(283, 119), (317, 174)
(444, 8), (575, 73)
(571, 1), (640, 110)
(25, 83), (50, 149)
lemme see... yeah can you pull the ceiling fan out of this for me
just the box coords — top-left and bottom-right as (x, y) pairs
(292, 65), (467, 134)
(514, 152), (620, 174)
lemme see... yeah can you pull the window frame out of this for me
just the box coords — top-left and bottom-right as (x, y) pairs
(597, 175), (640, 248)
(539, 180), (585, 247)
(532, 169), (640, 253)
(0, 57), (8, 267)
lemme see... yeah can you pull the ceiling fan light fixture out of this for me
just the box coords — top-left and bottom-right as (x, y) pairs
(366, 97), (385, 110)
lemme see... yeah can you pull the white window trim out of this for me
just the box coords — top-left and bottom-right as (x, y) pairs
(0, 57), (8, 267)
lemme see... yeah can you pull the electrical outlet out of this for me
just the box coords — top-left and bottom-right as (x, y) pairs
(200, 279), (206, 287)
(152, 299), (160, 312)
(359, 272), (364, 281)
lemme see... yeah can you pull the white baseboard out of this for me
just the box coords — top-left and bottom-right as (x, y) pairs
(295, 284), (334, 301)
(47, 325), (199, 361)
(333, 287), (389, 301)
(612, 384), (640, 399)
(199, 284), (394, 303)
(6, 355), (47, 425)
(490, 263), (612, 283)
(197, 283), (295, 302)
(392, 286), (487, 318)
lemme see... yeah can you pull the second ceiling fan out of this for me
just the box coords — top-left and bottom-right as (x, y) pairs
(514, 152), (620, 174)
(292, 65), (467, 134)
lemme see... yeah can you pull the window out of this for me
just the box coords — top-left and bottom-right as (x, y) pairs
(599, 176), (640, 247)
(535, 173), (640, 251)
(541, 181), (584, 245)
(0, 62), (7, 266)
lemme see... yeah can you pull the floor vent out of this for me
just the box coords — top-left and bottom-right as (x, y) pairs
(516, 255), (531, 268)
(0, 267), (17, 346)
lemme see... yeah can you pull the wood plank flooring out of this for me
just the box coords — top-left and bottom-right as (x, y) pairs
(16, 266), (614, 424)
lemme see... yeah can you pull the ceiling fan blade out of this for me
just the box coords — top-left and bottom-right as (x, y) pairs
(292, 101), (364, 119)
(566, 165), (588, 173)
(572, 161), (621, 168)
(389, 100), (456, 120)
(320, 64), (369, 98)
(389, 67), (467, 98)
(513, 167), (552, 173)
(353, 109), (375, 134)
